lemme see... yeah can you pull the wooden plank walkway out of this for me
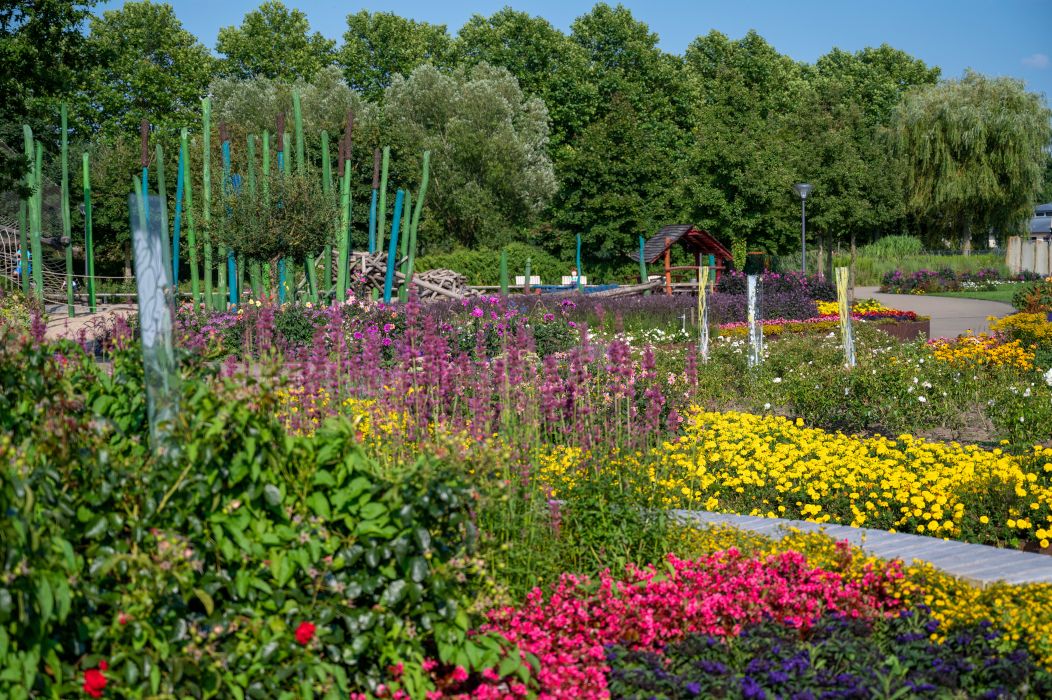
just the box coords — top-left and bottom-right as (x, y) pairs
(673, 510), (1052, 586)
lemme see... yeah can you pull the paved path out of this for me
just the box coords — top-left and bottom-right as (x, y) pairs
(855, 286), (1015, 338)
(44, 303), (135, 341)
(674, 510), (1052, 586)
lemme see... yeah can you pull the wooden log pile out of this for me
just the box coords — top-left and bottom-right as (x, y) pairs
(339, 251), (476, 300)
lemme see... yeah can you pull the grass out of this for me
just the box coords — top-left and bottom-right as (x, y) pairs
(831, 252), (1007, 286)
(927, 288), (1020, 306)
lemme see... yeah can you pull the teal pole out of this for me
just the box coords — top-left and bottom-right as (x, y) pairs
(383, 190), (405, 304)
(576, 232), (582, 290)
(172, 141), (185, 287)
(61, 104), (74, 316)
(221, 133), (237, 306)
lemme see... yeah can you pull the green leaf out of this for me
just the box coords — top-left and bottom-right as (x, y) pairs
(194, 588), (215, 616)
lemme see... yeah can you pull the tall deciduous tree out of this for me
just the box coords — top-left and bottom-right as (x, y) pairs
(0, 0), (95, 194)
(682, 30), (805, 255)
(383, 64), (556, 250)
(216, 1), (335, 82)
(80, 1), (214, 136)
(890, 72), (1052, 247)
(340, 11), (452, 100)
(454, 8), (597, 148)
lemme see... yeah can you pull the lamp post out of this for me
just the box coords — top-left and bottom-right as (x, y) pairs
(793, 183), (812, 274)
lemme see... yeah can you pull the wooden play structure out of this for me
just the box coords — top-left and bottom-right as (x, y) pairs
(631, 225), (733, 295)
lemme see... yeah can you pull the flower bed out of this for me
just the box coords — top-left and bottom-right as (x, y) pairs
(881, 268), (1037, 294)
(541, 410), (1052, 547)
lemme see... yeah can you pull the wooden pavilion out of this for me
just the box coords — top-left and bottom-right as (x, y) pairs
(631, 225), (733, 295)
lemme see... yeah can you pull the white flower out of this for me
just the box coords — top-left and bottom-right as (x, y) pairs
(918, 396), (927, 403)
(764, 403), (771, 410)
(773, 377), (782, 384)
(1045, 367), (1052, 387)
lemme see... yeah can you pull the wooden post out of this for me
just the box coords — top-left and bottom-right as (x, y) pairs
(320, 130), (332, 297)
(664, 236), (672, 295)
(383, 190), (405, 304)
(247, 134), (261, 298)
(368, 148), (380, 253)
(202, 99), (214, 309)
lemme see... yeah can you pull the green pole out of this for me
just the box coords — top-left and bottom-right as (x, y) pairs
(18, 200), (29, 296)
(181, 129), (200, 306)
(83, 153), (95, 312)
(575, 232), (582, 291)
(377, 146), (390, 256)
(499, 248), (509, 295)
(398, 189), (411, 301)
(406, 150), (429, 296)
(262, 131), (272, 297)
(337, 135), (351, 300)
(320, 130), (333, 298)
(293, 91), (305, 175)
(524, 257), (532, 294)
(31, 139), (44, 301)
(283, 130), (294, 302)
(202, 98), (214, 310)
(639, 235), (649, 295)
(247, 134), (261, 298)
(155, 142), (169, 289)
(61, 104), (74, 316)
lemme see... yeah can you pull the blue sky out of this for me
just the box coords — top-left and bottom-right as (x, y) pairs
(103, 0), (1052, 100)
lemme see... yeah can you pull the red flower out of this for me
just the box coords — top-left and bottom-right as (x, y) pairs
(82, 662), (108, 698)
(294, 621), (316, 645)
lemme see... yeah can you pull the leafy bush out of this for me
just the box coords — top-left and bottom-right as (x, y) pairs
(861, 234), (925, 258)
(219, 167), (338, 262)
(606, 609), (1052, 699)
(1013, 277), (1052, 313)
(0, 288), (40, 335)
(0, 338), (493, 699)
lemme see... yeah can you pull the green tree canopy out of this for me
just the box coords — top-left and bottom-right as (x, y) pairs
(216, 1), (335, 82)
(890, 72), (1052, 247)
(0, 0), (95, 194)
(382, 63), (556, 250)
(79, 1), (214, 137)
(340, 11), (453, 100)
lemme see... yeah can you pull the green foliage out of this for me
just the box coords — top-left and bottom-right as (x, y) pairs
(216, 1), (335, 82)
(78, 1), (214, 136)
(0, 288), (38, 334)
(220, 166), (338, 262)
(861, 234), (925, 258)
(383, 64), (556, 250)
(0, 0), (95, 195)
(340, 11), (453, 100)
(416, 243), (566, 285)
(1013, 279), (1052, 313)
(891, 72), (1052, 247)
(0, 335), (492, 698)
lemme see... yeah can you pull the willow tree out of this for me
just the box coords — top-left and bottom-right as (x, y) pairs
(890, 72), (1052, 248)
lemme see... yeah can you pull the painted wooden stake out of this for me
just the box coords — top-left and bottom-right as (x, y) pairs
(383, 190), (405, 304)
(202, 99), (214, 309)
(61, 104), (74, 316)
(140, 119), (150, 232)
(247, 134), (261, 298)
(262, 131), (271, 297)
(18, 200), (29, 296)
(293, 91), (305, 175)
(368, 148), (380, 254)
(575, 232), (582, 291)
(21, 126), (40, 300)
(377, 146), (390, 255)
(31, 138), (44, 300)
(155, 142), (171, 308)
(82, 153), (95, 311)
(181, 130), (200, 306)
(220, 126), (237, 307)
(499, 248), (509, 294)
(275, 114), (286, 304)
(406, 150), (429, 294)
(835, 266), (856, 368)
(336, 114), (354, 302)
(398, 190), (411, 301)
(698, 265), (709, 362)
(172, 137), (185, 288)
(320, 130), (333, 297)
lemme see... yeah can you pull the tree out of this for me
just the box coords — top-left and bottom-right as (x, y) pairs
(454, 8), (597, 147)
(340, 11), (452, 100)
(890, 72), (1052, 247)
(216, 1), (335, 82)
(79, 1), (214, 137)
(382, 64), (556, 250)
(681, 30), (806, 255)
(0, 0), (95, 194)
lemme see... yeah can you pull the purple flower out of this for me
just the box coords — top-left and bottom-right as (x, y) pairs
(472, 307), (484, 318)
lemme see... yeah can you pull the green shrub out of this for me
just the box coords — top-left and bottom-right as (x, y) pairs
(861, 235), (925, 258)
(1013, 278), (1052, 313)
(0, 338), (495, 699)
(0, 288), (40, 334)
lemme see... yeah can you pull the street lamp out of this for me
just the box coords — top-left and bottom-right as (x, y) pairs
(793, 183), (812, 274)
